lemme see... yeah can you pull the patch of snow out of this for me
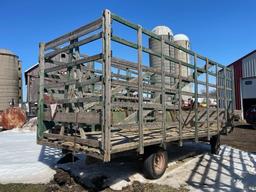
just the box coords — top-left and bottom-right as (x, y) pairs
(0, 130), (61, 184)
(136, 145), (256, 192)
(58, 143), (256, 191)
(0, 126), (255, 192)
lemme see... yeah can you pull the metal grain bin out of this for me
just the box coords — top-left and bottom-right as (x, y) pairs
(149, 26), (175, 88)
(173, 34), (190, 76)
(173, 34), (192, 99)
(0, 49), (21, 111)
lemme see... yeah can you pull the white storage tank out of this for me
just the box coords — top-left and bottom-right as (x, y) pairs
(173, 34), (190, 76)
(173, 34), (192, 99)
(149, 26), (175, 87)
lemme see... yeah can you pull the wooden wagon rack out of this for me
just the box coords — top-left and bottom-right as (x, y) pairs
(37, 9), (234, 162)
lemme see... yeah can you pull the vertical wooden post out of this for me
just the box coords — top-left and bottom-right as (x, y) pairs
(27, 75), (30, 103)
(37, 42), (45, 139)
(137, 25), (144, 154)
(102, 9), (112, 162)
(101, 15), (105, 152)
(160, 37), (166, 145)
(178, 61), (182, 146)
(206, 58), (210, 140)
(194, 54), (198, 142)
(68, 39), (77, 112)
(216, 64), (220, 133)
(224, 68), (227, 123)
(231, 67), (235, 112)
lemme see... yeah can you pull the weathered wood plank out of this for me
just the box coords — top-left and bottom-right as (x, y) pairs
(112, 101), (178, 110)
(45, 54), (102, 73)
(45, 18), (102, 50)
(44, 76), (102, 89)
(43, 133), (100, 148)
(45, 32), (102, 59)
(43, 111), (100, 124)
(37, 139), (103, 160)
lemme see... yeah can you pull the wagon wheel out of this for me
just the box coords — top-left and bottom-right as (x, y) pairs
(143, 148), (168, 179)
(210, 134), (220, 154)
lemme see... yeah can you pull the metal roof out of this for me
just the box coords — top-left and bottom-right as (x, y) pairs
(152, 26), (173, 36)
(0, 48), (16, 56)
(24, 63), (39, 85)
(228, 49), (256, 67)
(173, 34), (190, 42)
(24, 63), (39, 74)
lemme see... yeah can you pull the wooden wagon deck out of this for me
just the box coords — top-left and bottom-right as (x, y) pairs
(39, 108), (226, 160)
(39, 125), (220, 160)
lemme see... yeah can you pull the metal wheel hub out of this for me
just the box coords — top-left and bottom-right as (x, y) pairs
(153, 152), (165, 174)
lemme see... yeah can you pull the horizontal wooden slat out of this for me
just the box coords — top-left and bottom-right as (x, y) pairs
(45, 76), (102, 89)
(111, 36), (214, 77)
(45, 17), (102, 50)
(111, 13), (222, 71)
(51, 96), (101, 104)
(112, 101), (178, 110)
(44, 53), (103, 73)
(43, 133), (100, 148)
(45, 32), (102, 59)
(37, 139), (103, 160)
(111, 130), (219, 154)
(111, 57), (194, 82)
(43, 111), (100, 124)
(113, 122), (178, 130)
(111, 79), (177, 94)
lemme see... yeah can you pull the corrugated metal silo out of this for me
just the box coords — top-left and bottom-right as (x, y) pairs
(0, 49), (21, 111)
(149, 26), (175, 88)
(173, 34), (190, 76)
(173, 34), (192, 99)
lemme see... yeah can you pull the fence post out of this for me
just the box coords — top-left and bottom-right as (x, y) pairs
(37, 42), (46, 139)
(194, 54), (198, 142)
(137, 25), (144, 154)
(102, 9), (112, 162)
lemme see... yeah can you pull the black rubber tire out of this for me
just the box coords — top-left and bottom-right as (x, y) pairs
(62, 148), (71, 155)
(143, 149), (168, 179)
(210, 134), (220, 154)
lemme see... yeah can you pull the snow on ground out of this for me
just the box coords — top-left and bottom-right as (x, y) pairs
(0, 126), (255, 191)
(0, 129), (61, 184)
(58, 143), (256, 192)
(134, 145), (256, 192)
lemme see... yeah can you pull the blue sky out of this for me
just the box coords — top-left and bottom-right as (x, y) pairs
(1, 0), (255, 100)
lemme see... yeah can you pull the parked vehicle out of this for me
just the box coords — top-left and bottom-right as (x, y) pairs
(245, 105), (256, 128)
(182, 98), (194, 110)
(198, 98), (217, 108)
(37, 9), (234, 179)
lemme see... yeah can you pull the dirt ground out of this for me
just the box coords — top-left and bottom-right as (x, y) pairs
(104, 181), (189, 192)
(221, 123), (256, 152)
(0, 169), (189, 192)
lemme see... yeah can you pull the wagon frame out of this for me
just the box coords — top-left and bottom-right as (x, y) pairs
(37, 9), (234, 177)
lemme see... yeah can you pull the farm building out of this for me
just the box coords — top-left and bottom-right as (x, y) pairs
(24, 53), (94, 116)
(228, 50), (256, 119)
(25, 53), (70, 116)
(25, 53), (71, 104)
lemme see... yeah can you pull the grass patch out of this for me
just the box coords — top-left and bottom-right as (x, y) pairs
(0, 183), (46, 192)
